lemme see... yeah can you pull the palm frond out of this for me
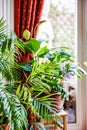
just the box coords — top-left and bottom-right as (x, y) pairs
(0, 47), (21, 81)
(0, 18), (15, 53)
(14, 39), (25, 54)
(15, 83), (61, 125)
(0, 84), (28, 130)
(0, 18), (9, 37)
(33, 96), (60, 122)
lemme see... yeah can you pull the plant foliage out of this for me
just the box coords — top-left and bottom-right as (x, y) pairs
(0, 18), (86, 130)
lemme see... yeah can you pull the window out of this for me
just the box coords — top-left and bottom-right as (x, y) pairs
(37, 0), (87, 129)
(49, 0), (77, 124)
(38, 0), (77, 124)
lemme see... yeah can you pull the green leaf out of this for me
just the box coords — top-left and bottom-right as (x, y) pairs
(14, 39), (25, 54)
(19, 62), (32, 72)
(8, 38), (12, 51)
(23, 30), (30, 40)
(1, 40), (7, 53)
(44, 53), (54, 59)
(37, 46), (49, 57)
(77, 66), (87, 75)
(25, 38), (40, 53)
(58, 51), (71, 58)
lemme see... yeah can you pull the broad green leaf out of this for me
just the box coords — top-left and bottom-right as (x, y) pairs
(23, 30), (30, 40)
(25, 38), (40, 53)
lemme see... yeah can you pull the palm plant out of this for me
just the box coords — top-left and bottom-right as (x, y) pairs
(0, 18), (28, 130)
(0, 19), (61, 130)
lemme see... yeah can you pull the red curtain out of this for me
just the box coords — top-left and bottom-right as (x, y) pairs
(14, 0), (45, 38)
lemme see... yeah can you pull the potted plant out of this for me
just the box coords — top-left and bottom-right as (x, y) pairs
(0, 18), (86, 130)
(0, 18), (62, 130)
(14, 28), (87, 117)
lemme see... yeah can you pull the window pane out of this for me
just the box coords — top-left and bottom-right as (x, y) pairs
(37, 0), (77, 124)
(48, 0), (77, 123)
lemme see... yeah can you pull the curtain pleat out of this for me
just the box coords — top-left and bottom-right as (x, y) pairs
(14, 0), (45, 38)
(29, 0), (37, 38)
(33, 0), (45, 38)
(21, 0), (28, 38)
(26, 0), (33, 31)
(14, 0), (21, 38)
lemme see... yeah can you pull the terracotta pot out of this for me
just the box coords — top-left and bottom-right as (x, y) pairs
(52, 93), (64, 112)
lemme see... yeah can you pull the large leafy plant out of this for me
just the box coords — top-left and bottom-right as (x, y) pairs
(0, 19), (61, 130)
(15, 30), (86, 98)
(0, 19), (86, 130)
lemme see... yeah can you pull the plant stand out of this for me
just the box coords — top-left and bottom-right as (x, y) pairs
(45, 110), (68, 130)
(58, 110), (68, 130)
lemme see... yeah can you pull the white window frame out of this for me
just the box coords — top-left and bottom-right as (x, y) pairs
(68, 0), (87, 129)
